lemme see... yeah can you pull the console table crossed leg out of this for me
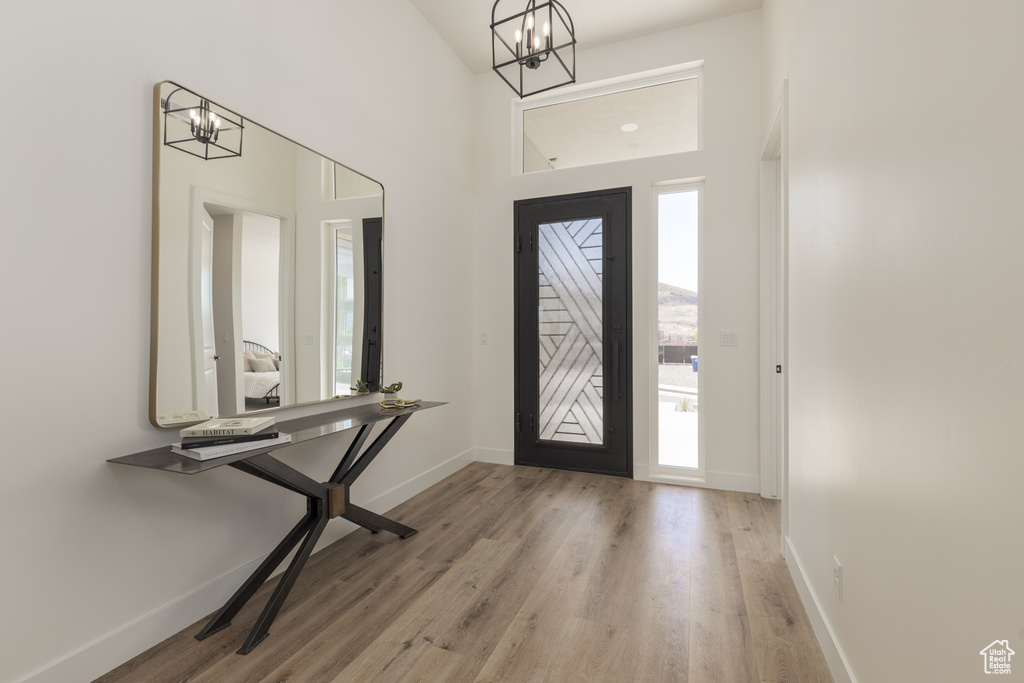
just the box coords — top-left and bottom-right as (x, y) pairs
(194, 413), (417, 654)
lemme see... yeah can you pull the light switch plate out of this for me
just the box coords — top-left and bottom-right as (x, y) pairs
(720, 330), (738, 346)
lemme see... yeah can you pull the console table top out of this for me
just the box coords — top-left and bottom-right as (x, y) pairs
(109, 401), (446, 475)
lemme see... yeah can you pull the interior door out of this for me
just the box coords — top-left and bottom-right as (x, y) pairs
(199, 209), (219, 413)
(514, 188), (632, 477)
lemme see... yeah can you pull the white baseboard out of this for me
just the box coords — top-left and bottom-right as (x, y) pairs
(784, 536), (857, 683)
(18, 448), (476, 683)
(634, 464), (760, 494)
(469, 447), (513, 465)
(17, 553), (272, 683)
(704, 470), (760, 493)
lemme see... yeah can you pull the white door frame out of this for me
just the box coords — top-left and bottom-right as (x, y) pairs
(194, 208), (219, 416)
(759, 81), (789, 548)
(189, 187), (296, 411)
(321, 219), (362, 399)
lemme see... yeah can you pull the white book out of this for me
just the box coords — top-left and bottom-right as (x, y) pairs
(180, 415), (276, 438)
(172, 433), (292, 461)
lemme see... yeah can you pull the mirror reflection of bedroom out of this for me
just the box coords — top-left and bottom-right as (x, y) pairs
(198, 205), (287, 415)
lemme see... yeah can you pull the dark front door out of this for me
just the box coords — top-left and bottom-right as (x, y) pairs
(514, 188), (632, 477)
(361, 217), (383, 390)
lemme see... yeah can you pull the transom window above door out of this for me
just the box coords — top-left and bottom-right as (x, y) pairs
(516, 62), (703, 173)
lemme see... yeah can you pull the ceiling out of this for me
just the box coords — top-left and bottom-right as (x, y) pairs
(409, 0), (761, 75)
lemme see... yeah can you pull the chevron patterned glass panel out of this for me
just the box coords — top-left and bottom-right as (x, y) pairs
(537, 219), (604, 444)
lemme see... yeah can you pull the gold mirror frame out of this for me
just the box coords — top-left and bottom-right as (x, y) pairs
(149, 81), (384, 428)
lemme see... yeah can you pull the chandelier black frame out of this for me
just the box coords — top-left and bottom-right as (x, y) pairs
(162, 87), (244, 161)
(491, 0), (576, 98)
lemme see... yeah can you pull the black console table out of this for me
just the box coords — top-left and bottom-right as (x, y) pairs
(109, 400), (445, 654)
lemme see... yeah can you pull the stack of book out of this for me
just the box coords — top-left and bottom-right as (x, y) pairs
(172, 416), (291, 461)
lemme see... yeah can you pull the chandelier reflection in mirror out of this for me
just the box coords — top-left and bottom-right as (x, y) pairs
(491, 0), (575, 98)
(190, 99), (220, 144)
(162, 87), (244, 160)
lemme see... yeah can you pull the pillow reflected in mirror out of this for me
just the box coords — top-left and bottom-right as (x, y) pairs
(249, 357), (277, 373)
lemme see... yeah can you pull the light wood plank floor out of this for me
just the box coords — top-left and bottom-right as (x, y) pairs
(98, 463), (832, 682)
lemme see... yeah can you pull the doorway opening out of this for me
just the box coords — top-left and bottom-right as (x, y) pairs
(323, 217), (383, 398)
(330, 222), (357, 395)
(760, 81), (789, 551)
(653, 182), (702, 475)
(190, 187), (295, 419)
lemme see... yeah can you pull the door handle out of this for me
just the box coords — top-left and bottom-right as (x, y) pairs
(213, 355), (220, 361)
(612, 340), (620, 401)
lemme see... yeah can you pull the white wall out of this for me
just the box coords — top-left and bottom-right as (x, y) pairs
(762, 1), (1024, 681)
(240, 213), (282, 350)
(0, 2), (474, 681)
(291, 145), (382, 404)
(471, 11), (763, 489)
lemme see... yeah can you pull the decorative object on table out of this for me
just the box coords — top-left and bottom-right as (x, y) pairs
(180, 415), (276, 439)
(381, 381), (403, 396)
(491, 0), (576, 98)
(172, 433), (292, 461)
(352, 379), (370, 394)
(379, 397), (422, 410)
(180, 424), (280, 449)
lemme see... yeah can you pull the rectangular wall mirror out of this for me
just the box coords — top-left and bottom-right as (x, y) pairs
(151, 81), (384, 427)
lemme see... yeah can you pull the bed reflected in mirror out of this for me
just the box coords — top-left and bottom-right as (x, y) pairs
(151, 81), (383, 427)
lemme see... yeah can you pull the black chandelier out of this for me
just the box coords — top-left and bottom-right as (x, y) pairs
(491, 0), (575, 98)
(162, 87), (244, 160)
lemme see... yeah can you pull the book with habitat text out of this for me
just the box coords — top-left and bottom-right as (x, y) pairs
(181, 424), (279, 449)
(172, 433), (292, 461)
(180, 416), (276, 438)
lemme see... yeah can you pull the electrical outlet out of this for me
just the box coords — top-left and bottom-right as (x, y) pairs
(833, 556), (843, 601)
